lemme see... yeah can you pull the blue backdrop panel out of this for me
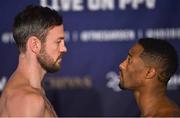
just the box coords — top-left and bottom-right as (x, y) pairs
(0, 0), (180, 116)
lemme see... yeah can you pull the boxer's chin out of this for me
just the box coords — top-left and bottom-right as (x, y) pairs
(37, 51), (61, 73)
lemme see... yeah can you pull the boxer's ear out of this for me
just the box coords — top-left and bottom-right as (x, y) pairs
(146, 67), (156, 79)
(27, 36), (41, 54)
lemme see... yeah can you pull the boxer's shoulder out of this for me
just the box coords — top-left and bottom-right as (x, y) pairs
(156, 106), (180, 117)
(5, 87), (45, 116)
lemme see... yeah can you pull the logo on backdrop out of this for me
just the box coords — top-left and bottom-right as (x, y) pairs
(0, 76), (7, 92)
(106, 71), (121, 92)
(168, 75), (180, 90)
(44, 76), (92, 90)
(2, 28), (180, 44)
(40, 0), (156, 12)
(1, 32), (14, 44)
(105, 71), (180, 92)
(0, 32), (70, 44)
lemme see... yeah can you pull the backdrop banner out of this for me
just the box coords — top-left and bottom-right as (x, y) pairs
(0, 0), (180, 116)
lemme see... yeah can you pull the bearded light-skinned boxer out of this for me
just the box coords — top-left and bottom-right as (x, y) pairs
(0, 5), (67, 117)
(119, 38), (180, 116)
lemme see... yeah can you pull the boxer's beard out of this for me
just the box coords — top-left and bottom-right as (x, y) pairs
(37, 46), (61, 73)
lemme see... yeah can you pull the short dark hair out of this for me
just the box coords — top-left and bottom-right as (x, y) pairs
(13, 5), (63, 52)
(138, 38), (178, 85)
